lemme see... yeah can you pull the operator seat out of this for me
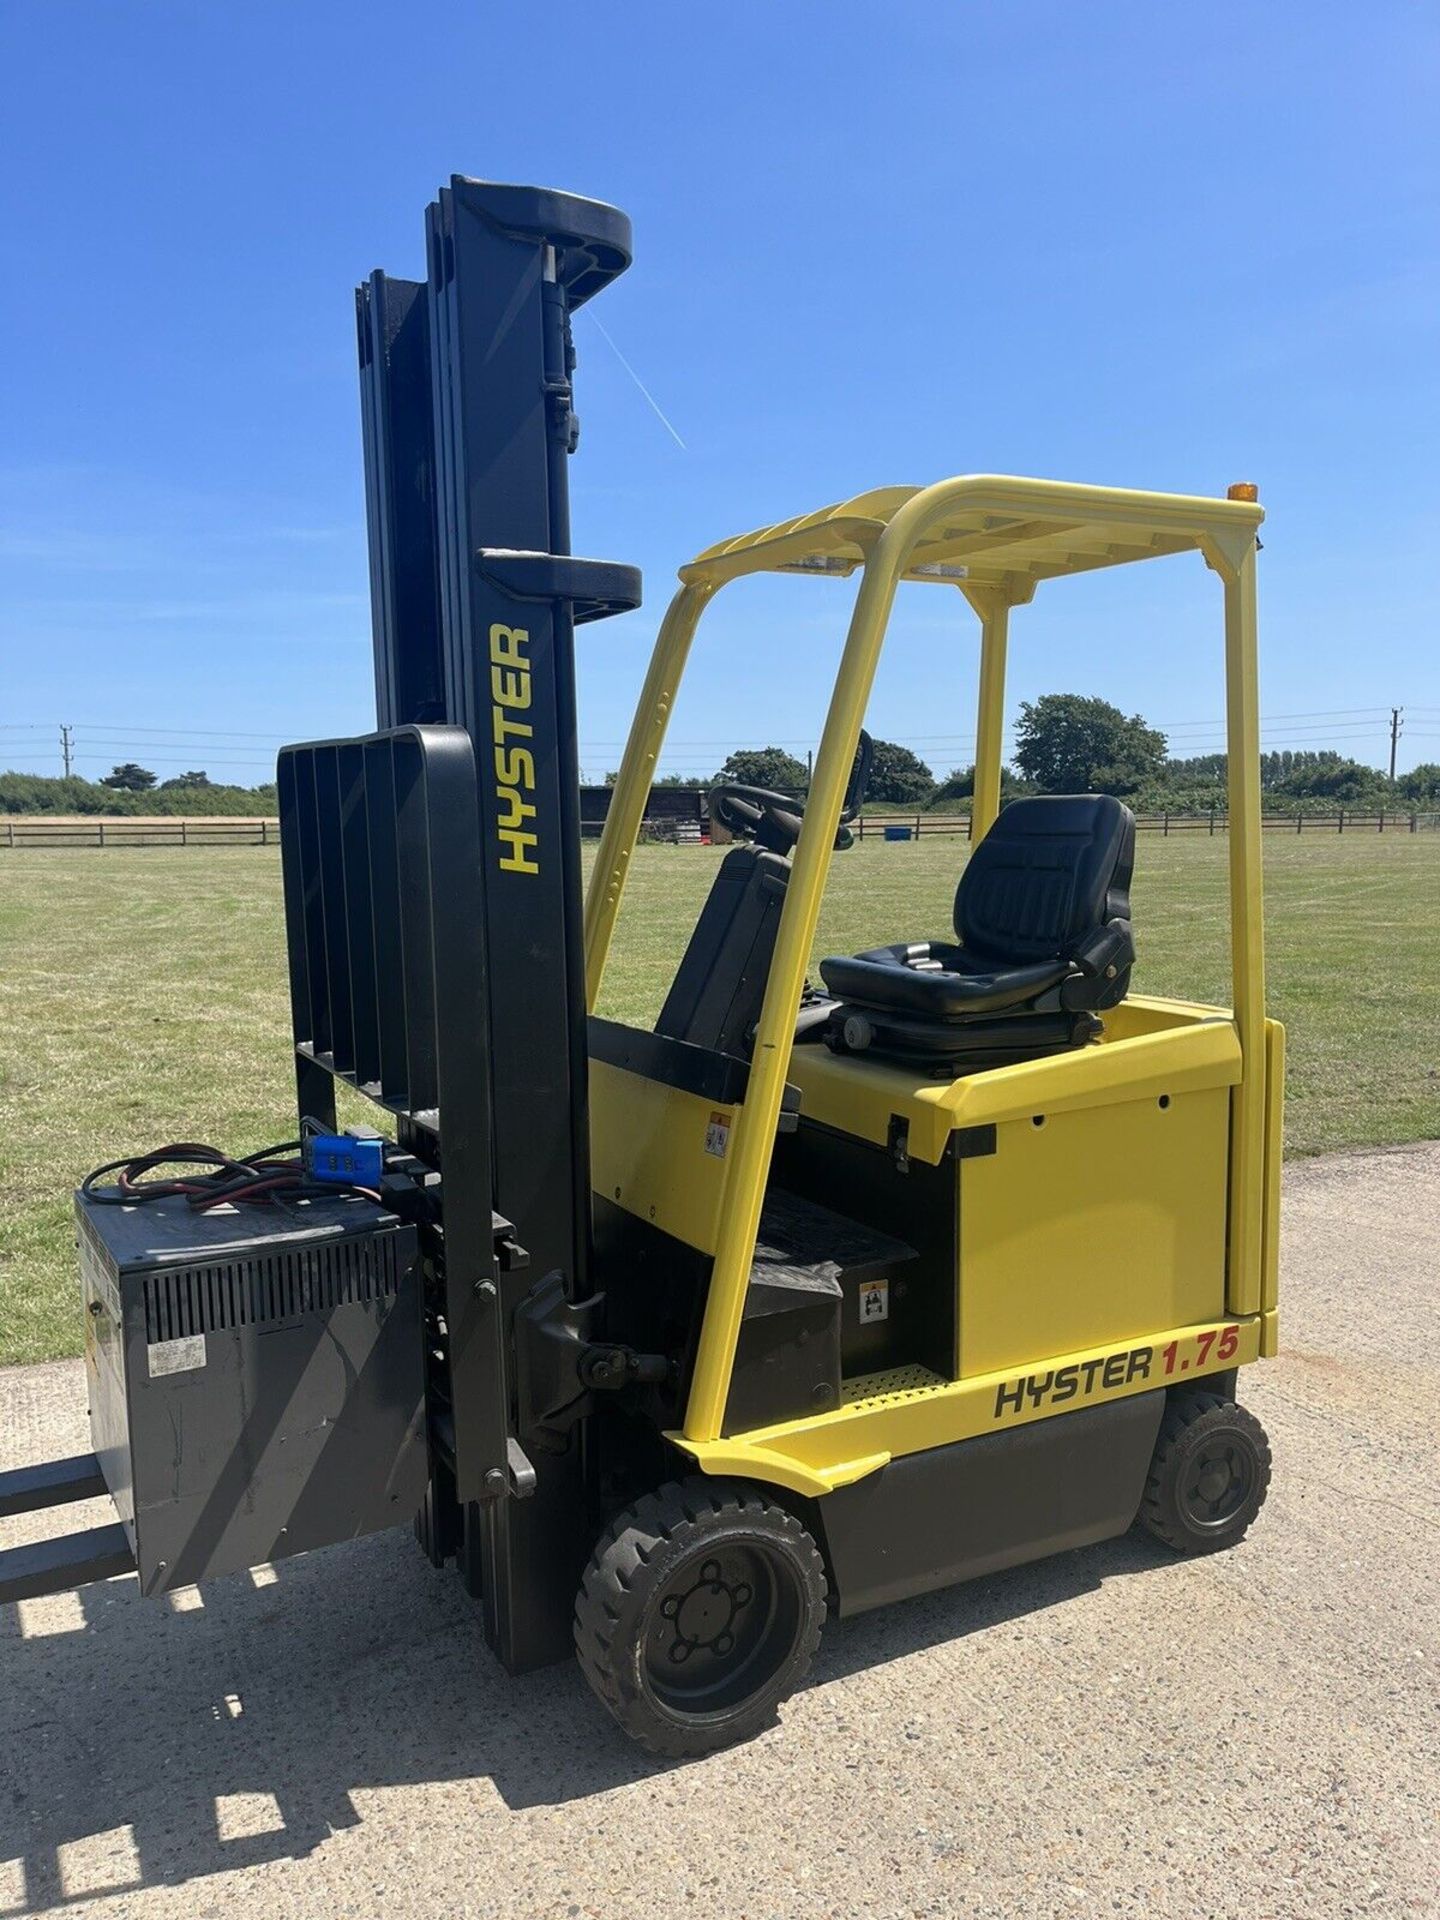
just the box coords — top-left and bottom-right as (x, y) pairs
(819, 795), (1136, 1072)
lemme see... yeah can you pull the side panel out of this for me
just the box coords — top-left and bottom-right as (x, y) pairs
(958, 1088), (1229, 1377)
(785, 1005), (1242, 1167)
(1260, 1017), (1286, 1350)
(671, 1313), (1260, 1498)
(79, 1213), (134, 1555)
(125, 1296), (428, 1595)
(813, 1391), (1164, 1616)
(589, 1058), (736, 1255)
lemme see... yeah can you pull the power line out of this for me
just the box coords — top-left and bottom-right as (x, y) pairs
(74, 729), (296, 743)
(2, 751), (278, 772)
(1157, 706), (1391, 726)
(0, 722), (297, 742)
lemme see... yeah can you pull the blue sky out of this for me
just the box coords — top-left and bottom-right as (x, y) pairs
(2, 0), (1437, 786)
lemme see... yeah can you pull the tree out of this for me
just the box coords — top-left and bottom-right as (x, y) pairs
(930, 762), (1025, 805)
(159, 770), (211, 790)
(1169, 752), (1228, 782)
(1013, 695), (1167, 796)
(100, 762), (157, 791)
(863, 739), (933, 805)
(1274, 756), (1384, 804)
(713, 746), (809, 792)
(1398, 763), (1440, 804)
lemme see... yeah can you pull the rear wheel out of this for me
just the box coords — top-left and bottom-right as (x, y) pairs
(1139, 1392), (1272, 1554)
(574, 1478), (827, 1757)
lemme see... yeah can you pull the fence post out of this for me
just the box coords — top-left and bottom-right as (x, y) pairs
(5, 821), (12, 849)
(1379, 810), (1385, 834)
(261, 820), (269, 846)
(1338, 808), (1344, 834)
(98, 821), (104, 848)
(914, 812), (921, 843)
(1208, 805), (1215, 836)
(181, 818), (187, 847)
(1411, 812), (1418, 834)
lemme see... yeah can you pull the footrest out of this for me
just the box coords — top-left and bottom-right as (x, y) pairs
(0, 1523), (135, 1605)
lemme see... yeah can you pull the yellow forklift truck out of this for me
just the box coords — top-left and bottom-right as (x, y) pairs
(0, 180), (1280, 1760)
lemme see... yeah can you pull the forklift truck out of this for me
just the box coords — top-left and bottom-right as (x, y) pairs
(0, 179), (1281, 1757)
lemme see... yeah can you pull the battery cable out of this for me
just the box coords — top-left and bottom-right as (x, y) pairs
(80, 1141), (382, 1211)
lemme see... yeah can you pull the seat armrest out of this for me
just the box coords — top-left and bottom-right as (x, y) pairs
(1067, 918), (1135, 982)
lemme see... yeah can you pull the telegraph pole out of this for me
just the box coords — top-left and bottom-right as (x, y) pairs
(1389, 707), (1403, 783)
(60, 725), (74, 777)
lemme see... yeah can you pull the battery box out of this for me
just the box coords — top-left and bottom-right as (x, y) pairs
(77, 1187), (427, 1595)
(725, 1190), (918, 1433)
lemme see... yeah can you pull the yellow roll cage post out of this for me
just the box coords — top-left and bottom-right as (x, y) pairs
(584, 475), (1272, 1471)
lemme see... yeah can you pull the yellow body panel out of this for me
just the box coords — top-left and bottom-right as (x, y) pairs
(671, 1314), (1263, 1498)
(589, 1057), (733, 1255)
(787, 998), (1241, 1166)
(958, 1089), (1230, 1377)
(1261, 1018), (1286, 1316)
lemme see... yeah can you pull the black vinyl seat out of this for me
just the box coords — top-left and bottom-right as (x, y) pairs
(819, 795), (1137, 1071)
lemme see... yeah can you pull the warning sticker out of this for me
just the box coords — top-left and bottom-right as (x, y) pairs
(149, 1335), (206, 1378)
(704, 1111), (731, 1159)
(860, 1278), (890, 1324)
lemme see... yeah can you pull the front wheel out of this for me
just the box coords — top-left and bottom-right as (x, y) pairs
(574, 1478), (827, 1757)
(1138, 1392), (1272, 1554)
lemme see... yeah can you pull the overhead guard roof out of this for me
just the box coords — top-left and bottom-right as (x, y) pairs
(680, 474), (1264, 592)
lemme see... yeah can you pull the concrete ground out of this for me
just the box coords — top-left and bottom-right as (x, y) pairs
(1, 1143), (1436, 1920)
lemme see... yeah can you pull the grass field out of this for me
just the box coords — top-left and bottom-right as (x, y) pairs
(2, 835), (1437, 1367)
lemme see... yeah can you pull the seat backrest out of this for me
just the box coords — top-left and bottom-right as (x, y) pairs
(656, 846), (790, 1055)
(955, 795), (1135, 963)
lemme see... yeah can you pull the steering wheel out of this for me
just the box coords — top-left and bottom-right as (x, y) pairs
(709, 784), (811, 854)
(709, 733), (874, 856)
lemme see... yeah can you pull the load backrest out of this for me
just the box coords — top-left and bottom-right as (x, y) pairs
(955, 795), (1135, 964)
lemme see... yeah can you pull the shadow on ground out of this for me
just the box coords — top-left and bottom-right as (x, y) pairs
(0, 1524), (1173, 1910)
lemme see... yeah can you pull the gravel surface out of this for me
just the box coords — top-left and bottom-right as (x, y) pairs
(2, 1143), (1436, 1919)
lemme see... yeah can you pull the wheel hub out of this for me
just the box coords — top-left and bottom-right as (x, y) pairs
(661, 1559), (752, 1663)
(1184, 1440), (1251, 1525)
(643, 1537), (806, 1718)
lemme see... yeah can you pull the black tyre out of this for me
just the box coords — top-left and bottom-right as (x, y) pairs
(574, 1478), (827, 1757)
(1139, 1392), (1272, 1554)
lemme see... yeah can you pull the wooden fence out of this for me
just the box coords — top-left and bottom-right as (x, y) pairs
(854, 809), (1438, 840)
(1, 816), (279, 848)
(3, 808), (1437, 849)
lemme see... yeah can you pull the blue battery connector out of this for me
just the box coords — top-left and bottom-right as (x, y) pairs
(304, 1133), (385, 1187)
